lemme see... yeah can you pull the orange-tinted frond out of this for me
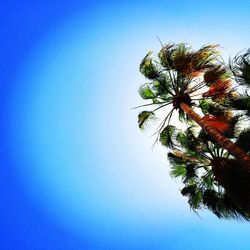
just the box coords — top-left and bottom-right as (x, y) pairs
(202, 115), (231, 133)
(202, 80), (232, 98)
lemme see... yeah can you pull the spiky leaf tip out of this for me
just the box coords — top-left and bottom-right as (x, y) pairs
(138, 111), (155, 130)
(181, 184), (202, 210)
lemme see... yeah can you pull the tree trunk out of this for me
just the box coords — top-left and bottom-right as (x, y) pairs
(180, 102), (250, 167)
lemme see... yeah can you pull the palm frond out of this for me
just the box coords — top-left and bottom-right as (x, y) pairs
(220, 194), (250, 220)
(171, 43), (193, 76)
(201, 171), (214, 189)
(203, 66), (231, 85)
(158, 43), (175, 69)
(226, 93), (250, 113)
(199, 99), (227, 116)
(140, 51), (160, 80)
(176, 127), (201, 154)
(138, 111), (155, 129)
(184, 163), (198, 183)
(170, 163), (186, 179)
(191, 44), (220, 71)
(181, 184), (203, 210)
(159, 125), (176, 148)
(181, 184), (197, 196)
(138, 83), (155, 100)
(151, 76), (174, 100)
(168, 150), (199, 166)
(231, 49), (250, 87)
(202, 80), (231, 100)
(202, 188), (250, 220)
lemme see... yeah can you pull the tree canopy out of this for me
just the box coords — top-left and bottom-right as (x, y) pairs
(136, 43), (250, 220)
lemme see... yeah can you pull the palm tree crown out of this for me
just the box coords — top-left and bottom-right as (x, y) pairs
(136, 43), (250, 220)
(138, 43), (228, 124)
(137, 43), (250, 161)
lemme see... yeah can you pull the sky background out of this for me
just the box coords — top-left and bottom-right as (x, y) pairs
(1, 0), (250, 249)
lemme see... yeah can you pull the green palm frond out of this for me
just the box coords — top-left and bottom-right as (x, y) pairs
(168, 149), (202, 185)
(138, 111), (155, 129)
(176, 130), (188, 146)
(159, 125), (176, 148)
(181, 182), (250, 220)
(231, 49), (250, 87)
(181, 184), (203, 210)
(188, 190), (203, 210)
(201, 171), (214, 189)
(192, 44), (219, 70)
(176, 126), (201, 154)
(140, 51), (160, 80)
(138, 83), (156, 100)
(158, 43), (175, 69)
(169, 139), (250, 219)
(199, 99), (227, 116)
(184, 163), (198, 183)
(169, 163), (187, 179)
(151, 77), (174, 101)
(176, 72), (192, 92)
(171, 43), (191, 59)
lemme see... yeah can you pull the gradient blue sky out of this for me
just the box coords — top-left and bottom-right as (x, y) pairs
(1, 1), (250, 249)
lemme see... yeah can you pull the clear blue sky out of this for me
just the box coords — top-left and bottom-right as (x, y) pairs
(1, 1), (250, 249)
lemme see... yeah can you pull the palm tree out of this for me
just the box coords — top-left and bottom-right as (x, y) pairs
(136, 43), (250, 219)
(137, 43), (250, 165)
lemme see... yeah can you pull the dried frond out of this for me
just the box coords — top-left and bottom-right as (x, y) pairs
(204, 66), (231, 85)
